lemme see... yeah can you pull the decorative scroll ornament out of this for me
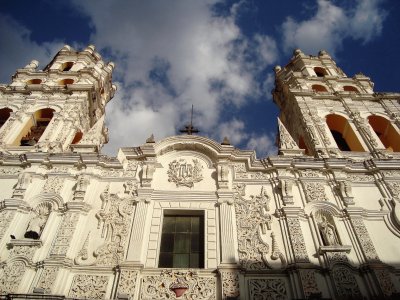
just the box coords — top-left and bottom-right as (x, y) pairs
(332, 267), (361, 297)
(234, 186), (286, 269)
(117, 270), (139, 299)
(249, 279), (287, 299)
(36, 267), (58, 293)
(69, 274), (108, 299)
(168, 159), (203, 188)
(299, 270), (320, 298)
(140, 270), (215, 300)
(303, 182), (327, 202)
(221, 271), (240, 298)
(277, 117), (300, 149)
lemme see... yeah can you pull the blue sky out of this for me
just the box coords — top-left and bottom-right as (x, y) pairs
(0, 0), (398, 157)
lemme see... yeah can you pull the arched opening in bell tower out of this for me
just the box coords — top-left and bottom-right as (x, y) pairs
(0, 108), (12, 128)
(368, 115), (400, 152)
(326, 114), (364, 152)
(312, 84), (328, 93)
(314, 67), (327, 77)
(19, 108), (55, 146)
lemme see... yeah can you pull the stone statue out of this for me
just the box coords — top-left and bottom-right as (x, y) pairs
(318, 216), (339, 246)
(24, 204), (51, 240)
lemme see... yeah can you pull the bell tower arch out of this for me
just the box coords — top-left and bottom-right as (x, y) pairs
(0, 45), (116, 153)
(273, 49), (399, 159)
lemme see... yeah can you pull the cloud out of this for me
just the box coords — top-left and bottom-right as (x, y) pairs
(216, 118), (247, 145)
(246, 134), (277, 158)
(282, 0), (387, 55)
(69, 1), (278, 155)
(0, 14), (65, 83)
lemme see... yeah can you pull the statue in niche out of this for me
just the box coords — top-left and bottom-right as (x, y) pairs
(318, 215), (340, 246)
(24, 203), (51, 240)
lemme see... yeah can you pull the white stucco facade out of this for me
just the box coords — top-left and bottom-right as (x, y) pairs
(0, 46), (399, 300)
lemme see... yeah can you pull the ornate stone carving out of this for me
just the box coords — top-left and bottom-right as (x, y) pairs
(0, 261), (26, 294)
(286, 218), (309, 263)
(332, 267), (361, 297)
(25, 202), (52, 239)
(315, 211), (340, 246)
(117, 270), (138, 298)
(0, 210), (15, 241)
(337, 180), (354, 205)
(270, 232), (287, 266)
(50, 213), (79, 256)
(249, 279), (287, 300)
(386, 182), (400, 199)
(217, 163), (229, 189)
(221, 271), (240, 298)
(36, 267), (58, 293)
(350, 111), (379, 147)
(310, 109), (331, 146)
(12, 172), (31, 199)
(299, 270), (320, 298)
(303, 182), (326, 202)
(350, 218), (380, 262)
(278, 117), (299, 149)
(140, 270), (216, 300)
(93, 187), (135, 266)
(124, 160), (139, 177)
(69, 274), (108, 299)
(73, 175), (90, 201)
(375, 269), (397, 297)
(327, 252), (349, 266)
(234, 186), (271, 269)
(168, 159), (203, 188)
(348, 174), (374, 182)
(279, 179), (294, 204)
(43, 176), (64, 194)
(0, 166), (21, 175)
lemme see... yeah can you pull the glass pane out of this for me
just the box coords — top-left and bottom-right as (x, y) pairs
(173, 254), (189, 268)
(191, 233), (199, 252)
(160, 233), (174, 252)
(190, 253), (199, 268)
(191, 217), (200, 232)
(176, 217), (191, 232)
(159, 253), (173, 267)
(174, 233), (190, 253)
(162, 216), (175, 233)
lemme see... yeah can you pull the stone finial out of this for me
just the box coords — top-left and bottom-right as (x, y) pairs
(274, 65), (282, 73)
(108, 62), (115, 70)
(318, 50), (331, 57)
(61, 45), (71, 51)
(24, 60), (39, 70)
(293, 49), (303, 56)
(84, 45), (96, 53)
(221, 136), (230, 145)
(146, 134), (155, 143)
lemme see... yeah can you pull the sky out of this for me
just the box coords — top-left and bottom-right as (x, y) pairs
(0, 0), (399, 158)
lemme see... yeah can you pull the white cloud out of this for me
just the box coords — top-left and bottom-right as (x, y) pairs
(0, 14), (65, 83)
(216, 118), (247, 145)
(282, 0), (387, 55)
(246, 134), (277, 158)
(68, 1), (278, 155)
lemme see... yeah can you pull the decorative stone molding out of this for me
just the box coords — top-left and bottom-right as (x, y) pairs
(248, 278), (287, 299)
(36, 266), (58, 294)
(12, 172), (31, 199)
(0, 210), (15, 241)
(167, 158), (203, 188)
(72, 174), (90, 201)
(69, 274), (108, 299)
(302, 182), (327, 202)
(0, 261), (26, 294)
(332, 266), (362, 298)
(337, 180), (354, 205)
(117, 270), (139, 299)
(279, 179), (294, 204)
(286, 218), (309, 263)
(50, 213), (79, 256)
(42, 176), (64, 194)
(299, 270), (320, 298)
(374, 269), (397, 297)
(140, 270), (216, 300)
(220, 270), (240, 298)
(350, 218), (380, 262)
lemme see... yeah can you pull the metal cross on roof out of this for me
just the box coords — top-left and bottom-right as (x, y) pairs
(180, 104), (199, 135)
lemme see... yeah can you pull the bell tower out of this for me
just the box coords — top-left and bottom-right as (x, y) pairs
(273, 49), (400, 159)
(0, 45), (116, 153)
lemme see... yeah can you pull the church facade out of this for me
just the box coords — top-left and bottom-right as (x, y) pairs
(0, 46), (400, 299)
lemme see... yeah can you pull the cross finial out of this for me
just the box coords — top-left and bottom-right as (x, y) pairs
(180, 105), (199, 135)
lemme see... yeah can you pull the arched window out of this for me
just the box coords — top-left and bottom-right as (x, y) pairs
(0, 108), (12, 128)
(312, 84), (328, 93)
(314, 67), (327, 77)
(58, 79), (74, 85)
(61, 62), (74, 71)
(20, 108), (54, 146)
(27, 79), (42, 84)
(368, 115), (400, 152)
(326, 114), (364, 151)
(343, 85), (359, 93)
